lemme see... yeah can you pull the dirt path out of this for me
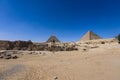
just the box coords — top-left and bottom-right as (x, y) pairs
(0, 64), (25, 80)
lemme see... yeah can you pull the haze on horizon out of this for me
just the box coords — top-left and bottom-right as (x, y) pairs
(0, 0), (120, 42)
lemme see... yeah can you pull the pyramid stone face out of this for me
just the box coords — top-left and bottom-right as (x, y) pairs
(47, 35), (60, 43)
(80, 31), (102, 41)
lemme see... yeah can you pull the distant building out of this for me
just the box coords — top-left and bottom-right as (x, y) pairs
(80, 31), (102, 41)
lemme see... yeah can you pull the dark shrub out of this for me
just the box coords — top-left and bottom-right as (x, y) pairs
(116, 34), (120, 44)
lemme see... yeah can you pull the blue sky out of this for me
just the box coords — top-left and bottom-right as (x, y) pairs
(0, 0), (120, 42)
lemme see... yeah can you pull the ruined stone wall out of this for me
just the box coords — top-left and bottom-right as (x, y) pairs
(0, 40), (11, 50)
(0, 40), (78, 51)
(0, 40), (33, 50)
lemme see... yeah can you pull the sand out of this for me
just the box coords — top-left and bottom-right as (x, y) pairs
(0, 44), (120, 80)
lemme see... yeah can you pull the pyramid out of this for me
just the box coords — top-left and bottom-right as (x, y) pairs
(47, 35), (60, 43)
(80, 31), (102, 41)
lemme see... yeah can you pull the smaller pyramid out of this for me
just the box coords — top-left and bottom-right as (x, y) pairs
(47, 35), (60, 43)
(80, 31), (102, 41)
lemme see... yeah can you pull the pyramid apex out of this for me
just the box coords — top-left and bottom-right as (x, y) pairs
(47, 35), (60, 43)
(87, 30), (93, 33)
(50, 34), (55, 37)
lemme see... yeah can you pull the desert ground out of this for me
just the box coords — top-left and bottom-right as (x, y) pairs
(0, 43), (120, 80)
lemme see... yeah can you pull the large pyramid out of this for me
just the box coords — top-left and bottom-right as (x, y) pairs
(80, 31), (102, 41)
(47, 35), (60, 43)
